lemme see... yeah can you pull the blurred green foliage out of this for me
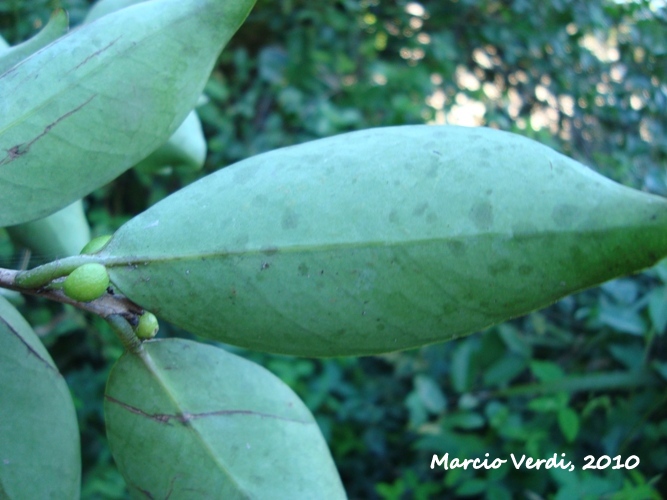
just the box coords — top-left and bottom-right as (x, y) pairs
(1, 0), (666, 498)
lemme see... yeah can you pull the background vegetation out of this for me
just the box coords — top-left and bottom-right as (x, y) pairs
(1, 0), (666, 497)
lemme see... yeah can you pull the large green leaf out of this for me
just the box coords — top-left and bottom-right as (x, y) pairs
(60, 127), (667, 355)
(0, 296), (81, 498)
(105, 338), (346, 498)
(0, 0), (255, 226)
(0, 9), (69, 75)
(6, 199), (91, 262)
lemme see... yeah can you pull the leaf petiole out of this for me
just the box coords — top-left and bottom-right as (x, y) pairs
(106, 314), (143, 354)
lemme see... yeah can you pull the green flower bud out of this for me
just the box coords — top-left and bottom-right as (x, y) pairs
(135, 312), (159, 340)
(80, 234), (113, 255)
(63, 263), (109, 302)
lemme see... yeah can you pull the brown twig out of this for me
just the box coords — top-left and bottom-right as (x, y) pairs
(0, 266), (144, 324)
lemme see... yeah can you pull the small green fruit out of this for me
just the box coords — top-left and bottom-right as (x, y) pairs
(135, 312), (159, 340)
(63, 263), (109, 302)
(80, 235), (113, 255)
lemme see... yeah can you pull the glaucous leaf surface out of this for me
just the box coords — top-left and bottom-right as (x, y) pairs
(105, 338), (346, 498)
(0, 296), (81, 499)
(0, 0), (255, 226)
(96, 126), (667, 356)
(84, 0), (207, 174)
(0, 9), (68, 75)
(6, 199), (91, 262)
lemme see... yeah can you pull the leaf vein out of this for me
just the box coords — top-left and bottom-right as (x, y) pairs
(104, 395), (312, 425)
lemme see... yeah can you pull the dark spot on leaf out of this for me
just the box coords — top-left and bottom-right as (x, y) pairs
(412, 202), (429, 217)
(518, 265), (533, 276)
(389, 210), (399, 224)
(298, 263), (309, 276)
(552, 203), (578, 228)
(426, 158), (439, 178)
(281, 208), (299, 230)
(234, 233), (249, 246)
(446, 240), (466, 257)
(253, 193), (269, 205)
(469, 202), (493, 230)
(488, 259), (512, 276)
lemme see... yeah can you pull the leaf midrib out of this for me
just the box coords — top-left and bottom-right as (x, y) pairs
(101, 223), (665, 268)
